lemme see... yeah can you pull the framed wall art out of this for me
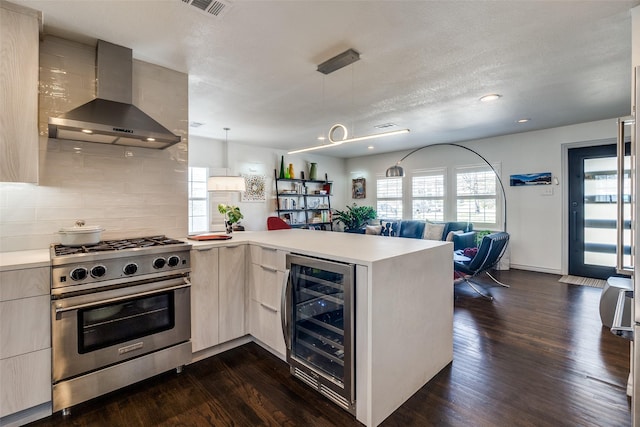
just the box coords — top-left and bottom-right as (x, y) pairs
(242, 174), (266, 202)
(352, 178), (366, 199)
(509, 172), (552, 186)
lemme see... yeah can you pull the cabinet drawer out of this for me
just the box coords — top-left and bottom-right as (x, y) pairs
(0, 267), (49, 302)
(0, 348), (51, 417)
(0, 294), (50, 359)
(248, 299), (285, 356)
(249, 245), (287, 270)
(250, 264), (285, 309)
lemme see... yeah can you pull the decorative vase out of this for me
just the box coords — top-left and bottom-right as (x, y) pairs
(309, 162), (317, 180)
(288, 163), (294, 179)
(225, 221), (233, 234)
(279, 156), (285, 179)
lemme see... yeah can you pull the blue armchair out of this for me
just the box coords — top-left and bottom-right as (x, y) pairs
(454, 231), (510, 300)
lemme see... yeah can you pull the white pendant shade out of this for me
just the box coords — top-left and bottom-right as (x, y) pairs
(207, 176), (246, 192)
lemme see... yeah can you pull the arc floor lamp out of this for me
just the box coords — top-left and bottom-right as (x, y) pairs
(385, 142), (507, 232)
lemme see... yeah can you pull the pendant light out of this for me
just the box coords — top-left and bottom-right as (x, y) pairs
(207, 128), (246, 192)
(288, 48), (409, 155)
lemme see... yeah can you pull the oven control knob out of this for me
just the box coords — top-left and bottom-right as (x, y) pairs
(70, 267), (88, 281)
(90, 265), (107, 278)
(167, 256), (180, 267)
(123, 263), (138, 275)
(153, 257), (166, 269)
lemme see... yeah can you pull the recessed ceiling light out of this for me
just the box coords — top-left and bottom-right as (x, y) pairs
(479, 94), (501, 102)
(368, 146), (374, 150)
(516, 118), (531, 123)
(81, 129), (93, 134)
(317, 136), (326, 141)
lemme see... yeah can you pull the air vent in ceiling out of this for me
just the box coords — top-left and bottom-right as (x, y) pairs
(374, 123), (397, 129)
(181, 0), (232, 17)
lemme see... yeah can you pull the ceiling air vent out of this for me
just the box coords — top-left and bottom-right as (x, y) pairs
(181, 0), (232, 17)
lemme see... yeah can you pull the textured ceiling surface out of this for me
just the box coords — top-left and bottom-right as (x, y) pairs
(13, 0), (640, 157)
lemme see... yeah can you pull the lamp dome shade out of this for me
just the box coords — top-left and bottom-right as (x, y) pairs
(385, 165), (404, 177)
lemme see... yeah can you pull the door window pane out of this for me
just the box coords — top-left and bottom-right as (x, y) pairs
(583, 157), (630, 267)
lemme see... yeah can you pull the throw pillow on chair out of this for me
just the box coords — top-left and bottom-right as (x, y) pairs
(365, 225), (382, 235)
(423, 222), (445, 240)
(380, 221), (399, 236)
(463, 247), (478, 259)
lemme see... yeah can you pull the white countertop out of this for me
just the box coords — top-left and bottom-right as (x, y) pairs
(0, 248), (50, 271)
(0, 230), (450, 271)
(187, 229), (450, 266)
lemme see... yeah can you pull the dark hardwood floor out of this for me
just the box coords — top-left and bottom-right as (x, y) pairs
(29, 269), (631, 426)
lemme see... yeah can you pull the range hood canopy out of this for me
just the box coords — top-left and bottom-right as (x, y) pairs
(48, 40), (181, 149)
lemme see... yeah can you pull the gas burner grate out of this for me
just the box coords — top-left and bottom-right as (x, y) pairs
(53, 235), (186, 257)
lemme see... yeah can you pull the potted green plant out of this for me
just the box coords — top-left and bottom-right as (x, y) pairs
(218, 204), (244, 233)
(333, 203), (377, 232)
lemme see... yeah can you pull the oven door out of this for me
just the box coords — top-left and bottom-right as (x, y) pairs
(52, 276), (191, 383)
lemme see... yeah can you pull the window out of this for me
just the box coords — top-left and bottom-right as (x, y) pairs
(411, 169), (445, 221)
(376, 177), (403, 219)
(188, 167), (209, 234)
(455, 167), (497, 225)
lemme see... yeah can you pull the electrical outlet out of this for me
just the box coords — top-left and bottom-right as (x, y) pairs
(541, 187), (553, 196)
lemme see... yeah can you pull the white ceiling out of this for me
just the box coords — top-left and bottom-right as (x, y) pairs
(12, 0), (640, 158)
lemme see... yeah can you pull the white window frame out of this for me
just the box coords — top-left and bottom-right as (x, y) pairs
(410, 167), (446, 221)
(376, 175), (403, 220)
(188, 167), (209, 234)
(454, 163), (501, 228)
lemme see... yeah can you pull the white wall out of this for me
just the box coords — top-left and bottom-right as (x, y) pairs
(0, 36), (188, 252)
(189, 135), (348, 231)
(346, 118), (619, 274)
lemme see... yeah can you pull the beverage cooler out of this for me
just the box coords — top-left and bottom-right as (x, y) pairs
(283, 254), (355, 413)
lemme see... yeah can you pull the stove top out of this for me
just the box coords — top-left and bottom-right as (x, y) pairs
(52, 235), (186, 257)
(50, 235), (192, 295)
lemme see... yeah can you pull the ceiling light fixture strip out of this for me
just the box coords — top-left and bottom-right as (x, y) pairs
(288, 128), (409, 154)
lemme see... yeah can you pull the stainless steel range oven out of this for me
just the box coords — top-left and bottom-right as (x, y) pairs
(50, 236), (192, 415)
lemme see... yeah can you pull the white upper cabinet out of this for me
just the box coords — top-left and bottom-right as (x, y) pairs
(0, 1), (40, 183)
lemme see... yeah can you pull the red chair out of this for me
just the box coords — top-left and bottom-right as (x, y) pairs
(267, 216), (291, 230)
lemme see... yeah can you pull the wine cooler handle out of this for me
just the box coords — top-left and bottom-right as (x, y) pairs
(281, 269), (291, 350)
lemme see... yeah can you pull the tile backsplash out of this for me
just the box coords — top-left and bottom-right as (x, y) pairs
(0, 36), (188, 252)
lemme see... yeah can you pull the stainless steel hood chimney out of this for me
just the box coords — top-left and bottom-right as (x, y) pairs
(48, 40), (181, 149)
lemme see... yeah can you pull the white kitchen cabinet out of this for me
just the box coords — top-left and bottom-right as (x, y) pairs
(0, 294), (49, 359)
(0, 349), (51, 418)
(218, 245), (246, 343)
(190, 247), (220, 352)
(0, 1), (40, 183)
(249, 245), (287, 271)
(0, 266), (51, 419)
(247, 245), (288, 357)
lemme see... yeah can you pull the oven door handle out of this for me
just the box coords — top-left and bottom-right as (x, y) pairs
(54, 281), (191, 314)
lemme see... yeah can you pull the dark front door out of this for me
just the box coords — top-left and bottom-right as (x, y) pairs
(568, 143), (630, 279)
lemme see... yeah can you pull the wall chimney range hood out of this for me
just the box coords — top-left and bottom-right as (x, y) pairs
(48, 40), (181, 149)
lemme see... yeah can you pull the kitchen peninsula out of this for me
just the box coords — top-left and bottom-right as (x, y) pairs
(189, 229), (453, 427)
(0, 229), (452, 427)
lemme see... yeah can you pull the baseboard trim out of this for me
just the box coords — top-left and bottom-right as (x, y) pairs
(508, 264), (562, 275)
(190, 335), (252, 363)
